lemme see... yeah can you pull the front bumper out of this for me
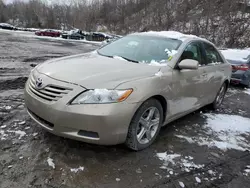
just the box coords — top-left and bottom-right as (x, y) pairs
(24, 76), (141, 145)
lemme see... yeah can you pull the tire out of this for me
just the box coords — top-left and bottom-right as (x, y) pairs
(210, 82), (227, 110)
(125, 99), (163, 151)
(246, 80), (250, 88)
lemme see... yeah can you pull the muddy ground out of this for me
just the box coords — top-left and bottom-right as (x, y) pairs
(0, 30), (250, 188)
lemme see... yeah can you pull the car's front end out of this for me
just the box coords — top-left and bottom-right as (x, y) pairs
(24, 33), (183, 147)
(24, 67), (143, 145)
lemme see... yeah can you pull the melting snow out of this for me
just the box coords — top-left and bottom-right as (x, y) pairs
(70, 166), (84, 173)
(113, 56), (127, 61)
(33, 133), (38, 137)
(140, 31), (199, 42)
(176, 114), (250, 151)
(181, 158), (205, 172)
(0, 130), (8, 140)
(156, 152), (204, 173)
(157, 152), (181, 168)
(116, 178), (121, 182)
(179, 181), (185, 187)
(208, 170), (216, 175)
(165, 49), (178, 57)
(155, 70), (163, 77)
(4, 105), (12, 110)
(220, 49), (250, 62)
(195, 177), (201, 183)
(244, 89), (250, 95)
(47, 157), (55, 169)
(148, 60), (168, 66)
(7, 130), (26, 139)
(18, 121), (26, 125)
(243, 166), (250, 176)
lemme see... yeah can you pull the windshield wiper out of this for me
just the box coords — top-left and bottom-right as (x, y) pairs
(113, 56), (139, 63)
(97, 51), (139, 63)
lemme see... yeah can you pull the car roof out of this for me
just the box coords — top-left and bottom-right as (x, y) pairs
(131, 31), (210, 43)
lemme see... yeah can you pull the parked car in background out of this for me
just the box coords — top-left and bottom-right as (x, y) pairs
(220, 49), (250, 87)
(86, 32), (112, 41)
(0, 23), (17, 30)
(24, 31), (231, 151)
(35, 29), (61, 37)
(61, 29), (87, 40)
(101, 35), (123, 46)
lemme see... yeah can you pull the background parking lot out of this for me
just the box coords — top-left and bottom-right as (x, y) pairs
(1, 30), (250, 188)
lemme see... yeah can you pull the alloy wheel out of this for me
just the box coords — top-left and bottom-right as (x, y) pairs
(136, 107), (160, 144)
(215, 85), (226, 106)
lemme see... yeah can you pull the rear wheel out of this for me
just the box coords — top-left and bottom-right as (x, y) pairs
(210, 83), (227, 110)
(125, 99), (163, 151)
(246, 80), (250, 88)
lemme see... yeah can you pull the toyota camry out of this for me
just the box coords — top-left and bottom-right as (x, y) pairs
(24, 31), (232, 151)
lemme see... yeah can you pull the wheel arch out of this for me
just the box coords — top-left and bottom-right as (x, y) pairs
(149, 95), (167, 123)
(224, 79), (230, 91)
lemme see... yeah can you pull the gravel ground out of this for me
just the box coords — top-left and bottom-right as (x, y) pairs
(0, 30), (250, 188)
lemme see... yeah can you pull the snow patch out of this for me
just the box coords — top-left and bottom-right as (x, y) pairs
(7, 130), (26, 139)
(47, 157), (55, 169)
(243, 166), (250, 176)
(33, 133), (38, 137)
(220, 49), (250, 62)
(244, 89), (250, 95)
(18, 121), (26, 125)
(195, 177), (201, 183)
(156, 152), (204, 173)
(140, 31), (199, 42)
(176, 114), (250, 151)
(157, 152), (181, 168)
(165, 49), (178, 57)
(116, 178), (121, 182)
(148, 60), (168, 66)
(0, 130), (8, 140)
(113, 56), (127, 61)
(70, 166), (84, 173)
(179, 181), (185, 187)
(0, 125), (7, 129)
(4, 105), (12, 110)
(155, 70), (163, 77)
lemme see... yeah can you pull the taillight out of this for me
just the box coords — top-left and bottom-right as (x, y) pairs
(232, 64), (249, 71)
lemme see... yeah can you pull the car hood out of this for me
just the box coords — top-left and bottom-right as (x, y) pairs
(36, 52), (161, 89)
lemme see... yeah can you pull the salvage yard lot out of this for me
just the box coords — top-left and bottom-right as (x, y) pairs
(1, 30), (250, 188)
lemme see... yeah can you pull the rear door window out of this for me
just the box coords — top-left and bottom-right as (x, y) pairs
(203, 42), (224, 65)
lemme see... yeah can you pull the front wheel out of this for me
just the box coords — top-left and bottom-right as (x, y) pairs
(210, 83), (227, 110)
(125, 99), (163, 151)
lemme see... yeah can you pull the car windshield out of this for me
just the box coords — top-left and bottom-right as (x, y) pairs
(97, 35), (182, 63)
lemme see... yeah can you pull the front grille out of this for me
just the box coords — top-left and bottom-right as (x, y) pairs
(28, 75), (72, 102)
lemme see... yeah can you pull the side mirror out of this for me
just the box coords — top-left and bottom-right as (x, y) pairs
(178, 59), (199, 70)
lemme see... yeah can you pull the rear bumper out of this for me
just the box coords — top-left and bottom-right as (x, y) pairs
(24, 77), (141, 145)
(231, 71), (250, 86)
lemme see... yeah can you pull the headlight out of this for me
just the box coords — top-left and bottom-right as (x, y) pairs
(71, 89), (133, 104)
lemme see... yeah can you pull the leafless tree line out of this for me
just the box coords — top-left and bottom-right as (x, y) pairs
(0, 0), (250, 47)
